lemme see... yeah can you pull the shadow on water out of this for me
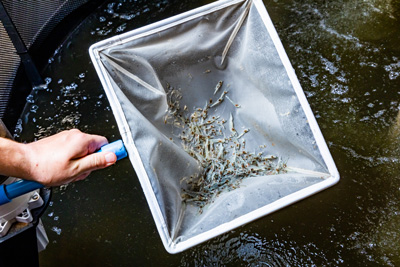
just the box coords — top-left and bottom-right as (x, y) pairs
(15, 0), (400, 266)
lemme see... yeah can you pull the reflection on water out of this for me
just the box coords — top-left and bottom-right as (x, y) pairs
(15, 0), (400, 266)
(181, 231), (335, 266)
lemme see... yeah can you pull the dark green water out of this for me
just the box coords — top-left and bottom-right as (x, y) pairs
(16, 0), (400, 266)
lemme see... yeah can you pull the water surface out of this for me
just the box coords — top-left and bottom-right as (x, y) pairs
(16, 0), (400, 265)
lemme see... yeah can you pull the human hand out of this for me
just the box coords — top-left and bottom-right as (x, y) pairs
(23, 129), (117, 186)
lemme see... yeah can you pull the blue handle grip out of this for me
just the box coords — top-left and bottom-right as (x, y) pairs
(0, 140), (127, 205)
(97, 140), (127, 161)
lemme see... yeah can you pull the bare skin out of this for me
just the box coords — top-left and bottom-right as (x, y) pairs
(0, 129), (117, 186)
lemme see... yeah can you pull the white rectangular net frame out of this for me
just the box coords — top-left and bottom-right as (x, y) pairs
(89, 0), (339, 254)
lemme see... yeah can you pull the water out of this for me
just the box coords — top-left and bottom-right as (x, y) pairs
(15, 0), (400, 266)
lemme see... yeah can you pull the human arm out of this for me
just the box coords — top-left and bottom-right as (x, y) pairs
(0, 129), (117, 186)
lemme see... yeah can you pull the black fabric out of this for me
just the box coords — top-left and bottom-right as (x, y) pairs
(0, 0), (104, 131)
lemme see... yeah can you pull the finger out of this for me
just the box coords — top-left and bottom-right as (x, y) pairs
(74, 151), (117, 175)
(74, 171), (91, 182)
(72, 136), (109, 159)
(85, 134), (109, 154)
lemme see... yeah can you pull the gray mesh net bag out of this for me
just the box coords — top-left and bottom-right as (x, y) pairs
(90, 0), (339, 253)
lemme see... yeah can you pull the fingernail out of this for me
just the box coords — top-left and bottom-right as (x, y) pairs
(105, 152), (116, 163)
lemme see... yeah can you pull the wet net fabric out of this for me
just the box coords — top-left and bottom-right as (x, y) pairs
(91, 0), (338, 253)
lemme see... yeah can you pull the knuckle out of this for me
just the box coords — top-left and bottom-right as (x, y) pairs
(69, 128), (82, 134)
(93, 154), (99, 167)
(92, 154), (104, 168)
(71, 129), (85, 139)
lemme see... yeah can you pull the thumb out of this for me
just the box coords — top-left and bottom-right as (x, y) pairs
(75, 152), (117, 174)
